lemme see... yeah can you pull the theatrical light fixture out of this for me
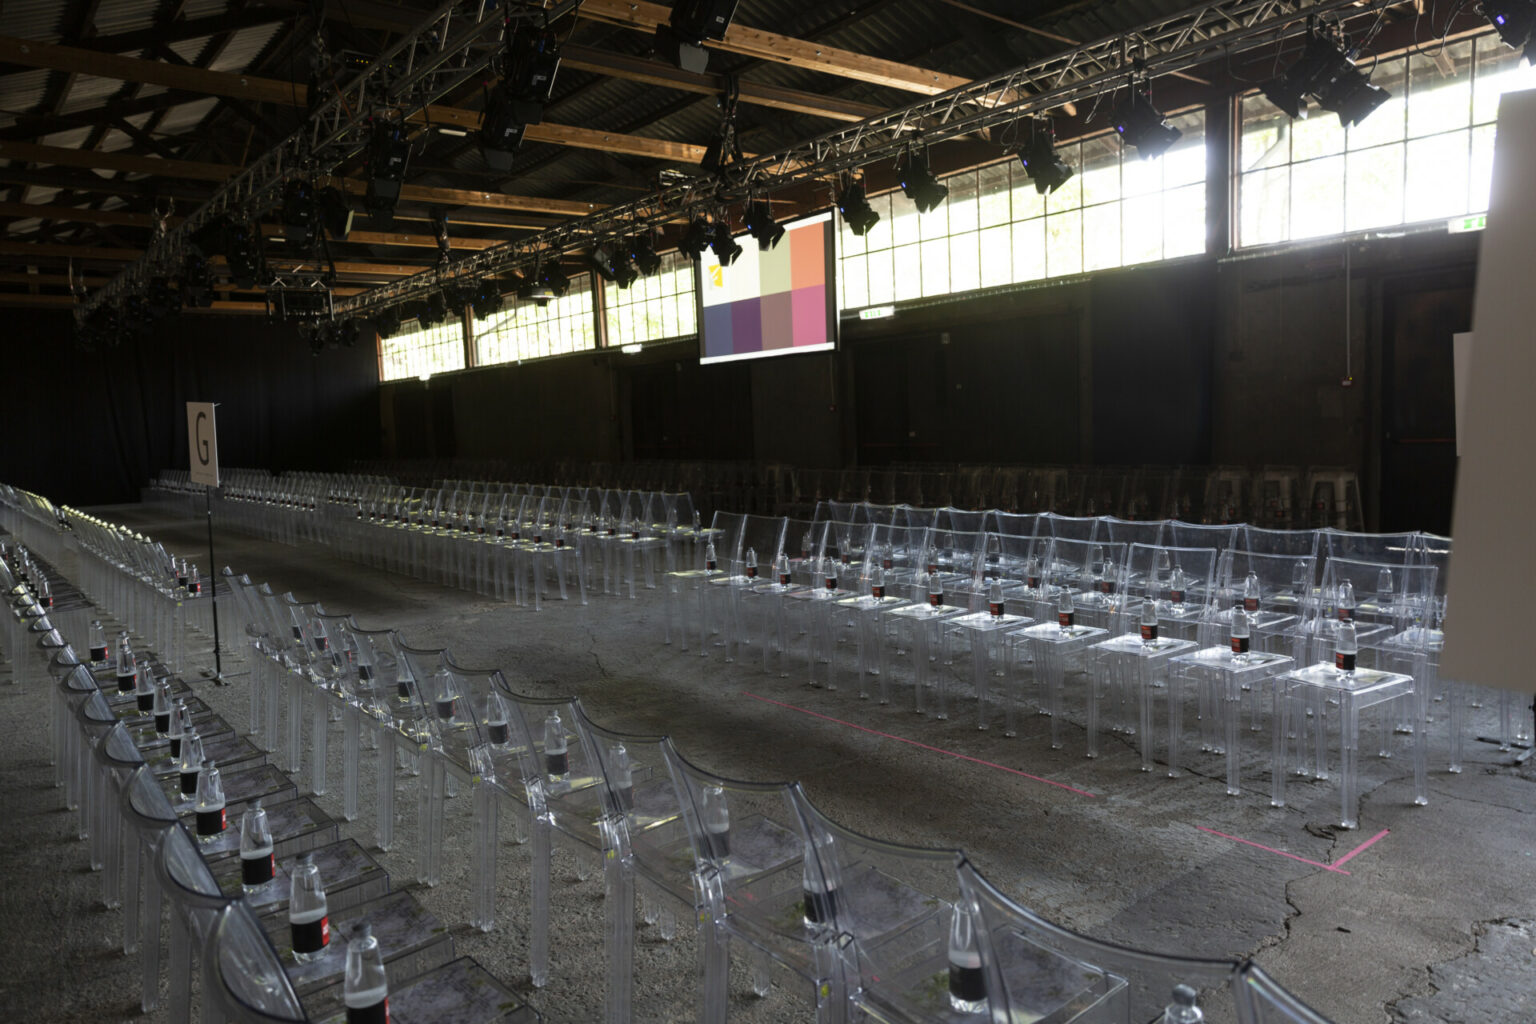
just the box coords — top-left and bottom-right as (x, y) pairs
(898, 151), (949, 213)
(336, 318), (362, 348)
(280, 178), (317, 247)
(745, 200), (785, 250)
(837, 180), (881, 236)
(1261, 28), (1390, 127)
(374, 306), (402, 338)
(431, 209), (452, 258)
(365, 117), (411, 227)
(1112, 82), (1183, 159)
(654, 0), (741, 73)
(179, 250), (215, 308)
(1481, 0), (1536, 57)
(679, 216), (713, 261)
(710, 220), (743, 266)
(318, 186), (354, 240)
(223, 217), (266, 289)
(1017, 117), (1074, 195)
(420, 290), (449, 326)
(481, 22), (561, 171)
(628, 235), (662, 276)
(470, 277), (506, 319)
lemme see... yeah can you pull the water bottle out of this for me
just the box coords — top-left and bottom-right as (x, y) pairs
(115, 634), (136, 694)
(1057, 590), (1074, 631)
(134, 666), (156, 713)
(1334, 619), (1358, 675)
(611, 742), (634, 813)
(775, 553), (791, 587)
(947, 901), (987, 1013)
(484, 691), (511, 747)
(702, 784), (729, 859)
(745, 547), (758, 579)
(870, 566), (886, 601)
(1376, 567), (1394, 609)
(190, 565), (203, 597)
(1168, 567), (1187, 613)
(1337, 579), (1356, 622)
(88, 620), (108, 666)
(1025, 556), (1042, 590)
(928, 573), (944, 611)
(823, 558), (839, 592)
(543, 710), (568, 782)
(38, 577), (51, 610)
(152, 679), (172, 733)
(432, 668), (459, 724)
(1140, 597), (1159, 644)
(395, 661), (415, 704)
(194, 760), (227, 842)
(988, 580), (1005, 619)
(288, 853), (330, 962)
(343, 922), (389, 1024)
(1153, 548), (1171, 586)
(1291, 559), (1311, 598)
(239, 798), (276, 893)
(704, 541), (717, 572)
(1098, 557), (1116, 597)
(178, 730), (204, 798)
(1161, 984), (1204, 1023)
(1243, 571), (1261, 613)
(801, 833), (839, 928)
(168, 699), (188, 759)
(1231, 606), (1251, 663)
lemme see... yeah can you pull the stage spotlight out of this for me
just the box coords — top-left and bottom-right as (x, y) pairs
(1017, 117), (1074, 195)
(1112, 82), (1183, 159)
(179, 249), (215, 308)
(431, 209), (452, 258)
(654, 0), (740, 73)
(1261, 30), (1390, 127)
(224, 218), (266, 289)
(336, 318), (362, 348)
(375, 306), (402, 338)
(482, 24), (561, 171)
(366, 117), (411, 227)
(898, 152), (949, 213)
(628, 235), (662, 276)
(420, 291), (449, 326)
(402, 300), (428, 325)
(745, 200), (785, 250)
(679, 216), (713, 260)
(1481, 0), (1536, 55)
(837, 181), (881, 236)
(544, 261), (570, 297)
(710, 221), (742, 266)
(281, 178), (317, 247)
(471, 277), (505, 319)
(589, 243), (621, 282)
(318, 186), (354, 239)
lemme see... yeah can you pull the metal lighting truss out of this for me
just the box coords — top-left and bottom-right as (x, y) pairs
(336, 0), (1402, 316)
(78, 0), (574, 321)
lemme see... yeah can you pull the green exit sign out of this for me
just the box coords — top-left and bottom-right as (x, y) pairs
(1448, 214), (1487, 233)
(858, 305), (896, 320)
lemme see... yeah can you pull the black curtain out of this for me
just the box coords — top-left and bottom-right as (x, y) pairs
(0, 309), (380, 507)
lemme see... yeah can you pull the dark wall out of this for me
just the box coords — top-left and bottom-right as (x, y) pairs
(0, 310), (380, 507)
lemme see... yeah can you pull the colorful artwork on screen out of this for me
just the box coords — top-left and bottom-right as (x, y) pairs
(698, 212), (836, 364)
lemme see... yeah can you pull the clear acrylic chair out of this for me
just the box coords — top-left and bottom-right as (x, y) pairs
(202, 900), (307, 1024)
(745, 517), (823, 677)
(121, 764), (181, 1011)
(158, 823), (239, 1024)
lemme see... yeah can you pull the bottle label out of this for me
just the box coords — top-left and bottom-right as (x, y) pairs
(929, 591), (943, 608)
(118, 672), (136, 694)
(155, 712), (171, 734)
(927, 563), (938, 575)
(1058, 611), (1074, 629)
(397, 681), (412, 701)
(196, 807), (226, 836)
(707, 828), (730, 859)
(169, 737), (182, 759)
(189, 583), (200, 596)
(746, 566), (757, 578)
(706, 560), (717, 571)
(510, 532), (520, 541)
(825, 577), (837, 591)
(631, 531), (640, 540)
(1244, 597), (1259, 613)
(138, 692), (155, 712)
(803, 885), (837, 924)
(555, 538), (564, 548)
(989, 601), (1004, 618)
(488, 722), (510, 746)
(1098, 579), (1115, 594)
(1231, 635), (1250, 655)
(949, 962), (987, 1003)
(546, 751), (568, 777)
(881, 558), (893, 570)
(872, 585), (885, 600)
(346, 996), (389, 1024)
(315, 636), (329, 652)
(1169, 590), (1185, 604)
(1141, 623), (1158, 642)
(1027, 576), (1041, 589)
(291, 915), (329, 955)
(241, 852), (275, 886)
(1338, 607), (1354, 622)
(1335, 651), (1357, 672)
(359, 665), (375, 681)
(533, 534), (542, 544)
(436, 697), (456, 721)
(177, 576), (188, 588)
(778, 573), (791, 586)
(90, 645), (108, 662)
(181, 769), (201, 795)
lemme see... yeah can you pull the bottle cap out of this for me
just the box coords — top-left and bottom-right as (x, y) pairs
(1171, 984), (1198, 1007)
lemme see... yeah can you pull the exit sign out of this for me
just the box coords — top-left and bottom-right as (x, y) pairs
(1448, 214), (1487, 233)
(859, 305), (896, 320)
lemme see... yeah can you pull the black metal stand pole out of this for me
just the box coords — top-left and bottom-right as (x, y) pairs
(206, 486), (225, 683)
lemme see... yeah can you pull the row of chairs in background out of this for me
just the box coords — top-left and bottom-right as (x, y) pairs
(4, 481), (1342, 1024)
(151, 460), (1366, 532)
(4, 526), (539, 1024)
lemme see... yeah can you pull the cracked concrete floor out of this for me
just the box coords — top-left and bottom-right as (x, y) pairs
(7, 503), (1535, 1024)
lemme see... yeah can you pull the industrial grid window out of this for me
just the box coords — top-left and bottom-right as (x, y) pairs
(837, 108), (1207, 312)
(1238, 35), (1536, 247)
(378, 316), (466, 381)
(600, 250), (698, 347)
(475, 271), (597, 366)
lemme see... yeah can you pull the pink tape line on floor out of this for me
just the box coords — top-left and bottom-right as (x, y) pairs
(1195, 826), (1351, 875)
(1333, 828), (1390, 867)
(740, 691), (1097, 798)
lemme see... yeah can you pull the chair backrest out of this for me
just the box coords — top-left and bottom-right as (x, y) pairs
(1164, 520), (1241, 557)
(730, 516), (790, 578)
(1043, 512), (1103, 543)
(205, 900), (308, 1024)
(1319, 529), (1419, 566)
(1121, 543), (1223, 640)
(959, 856), (1240, 1024)
(1233, 963), (1338, 1023)
(157, 822), (233, 915)
(1226, 549), (1317, 621)
(1314, 556), (1439, 641)
(1101, 517), (1167, 549)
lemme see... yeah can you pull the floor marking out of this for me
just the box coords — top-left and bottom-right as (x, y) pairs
(1194, 826), (1351, 875)
(1332, 828), (1390, 867)
(740, 691), (1097, 798)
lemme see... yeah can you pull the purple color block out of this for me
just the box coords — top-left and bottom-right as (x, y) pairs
(730, 295), (763, 354)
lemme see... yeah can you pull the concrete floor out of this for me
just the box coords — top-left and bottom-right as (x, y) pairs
(6, 502), (1535, 1024)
